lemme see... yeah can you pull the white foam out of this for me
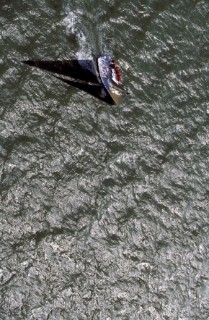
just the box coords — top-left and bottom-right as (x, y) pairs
(63, 10), (79, 35)
(63, 9), (92, 59)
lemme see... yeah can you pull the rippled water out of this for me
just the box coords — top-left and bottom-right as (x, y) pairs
(1, 1), (209, 319)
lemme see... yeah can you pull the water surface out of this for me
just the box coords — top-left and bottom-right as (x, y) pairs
(1, 1), (209, 319)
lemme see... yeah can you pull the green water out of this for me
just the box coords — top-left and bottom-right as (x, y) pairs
(1, 1), (209, 319)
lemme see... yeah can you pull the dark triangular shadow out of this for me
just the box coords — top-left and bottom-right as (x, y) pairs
(54, 76), (115, 105)
(22, 59), (100, 84)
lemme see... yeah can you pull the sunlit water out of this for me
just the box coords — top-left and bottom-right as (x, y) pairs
(1, 1), (209, 319)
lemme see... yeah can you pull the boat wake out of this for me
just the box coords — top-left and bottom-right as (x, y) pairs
(63, 8), (92, 59)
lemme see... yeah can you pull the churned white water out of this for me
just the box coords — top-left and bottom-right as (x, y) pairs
(63, 7), (92, 59)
